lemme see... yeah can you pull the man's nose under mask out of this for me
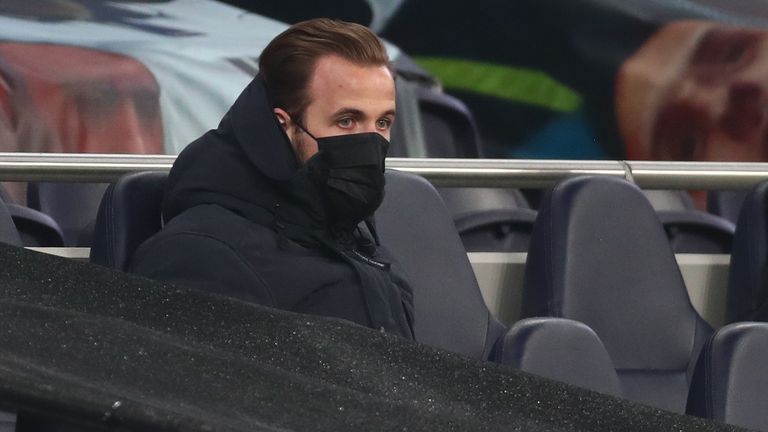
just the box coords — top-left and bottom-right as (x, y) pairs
(298, 129), (389, 229)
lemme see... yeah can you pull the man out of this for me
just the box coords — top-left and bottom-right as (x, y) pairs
(129, 18), (414, 339)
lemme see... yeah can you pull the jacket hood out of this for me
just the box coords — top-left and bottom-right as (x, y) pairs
(162, 76), (324, 229)
(222, 75), (299, 182)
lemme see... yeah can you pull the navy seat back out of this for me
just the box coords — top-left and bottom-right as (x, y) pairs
(644, 190), (734, 254)
(523, 176), (712, 413)
(376, 170), (505, 360)
(389, 82), (482, 158)
(687, 322), (768, 431)
(439, 187), (536, 252)
(500, 317), (622, 397)
(416, 88), (482, 158)
(0, 183), (61, 247)
(90, 172), (167, 271)
(0, 196), (21, 247)
(28, 182), (109, 246)
(727, 180), (768, 323)
(655, 211), (735, 254)
(707, 190), (749, 225)
(6, 204), (64, 247)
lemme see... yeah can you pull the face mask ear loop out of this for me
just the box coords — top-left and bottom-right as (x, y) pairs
(292, 118), (319, 142)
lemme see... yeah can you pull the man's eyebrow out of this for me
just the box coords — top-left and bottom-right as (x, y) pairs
(331, 108), (364, 118)
(330, 108), (396, 118)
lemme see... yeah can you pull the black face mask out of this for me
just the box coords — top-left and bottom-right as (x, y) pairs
(298, 129), (389, 229)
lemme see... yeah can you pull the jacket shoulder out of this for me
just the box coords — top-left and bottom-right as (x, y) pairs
(130, 205), (277, 305)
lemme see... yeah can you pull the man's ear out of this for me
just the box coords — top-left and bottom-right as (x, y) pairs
(273, 108), (301, 160)
(273, 108), (290, 132)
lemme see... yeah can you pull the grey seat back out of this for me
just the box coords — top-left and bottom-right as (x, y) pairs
(523, 176), (712, 413)
(6, 204), (63, 247)
(687, 322), (768, 431)
(389, 78), (481, 158)
(90, 172), (167, 271)
(500, 317), (622, 397)
(415, 87), (482, 158)
(707, 190), (748, 225)
(375, 170), (505, 359)
(727, 180), (768, 322)
(0, 195), (21, 247)
(645, 190), (735, 254)
(439, 187), (536, 252)
(28, 182), (109, 246)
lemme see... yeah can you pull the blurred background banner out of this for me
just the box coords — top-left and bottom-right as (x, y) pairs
(380, 0), (768, 163)
(0, 0), (288, 155)
(4, 0), (768, 165)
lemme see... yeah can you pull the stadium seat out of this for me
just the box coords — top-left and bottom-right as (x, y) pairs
(687, 322), (768, 431)
(707, 189), (748, 225)
(438, 187), (536, 252)
(416, 87), (482, 158)
(6, 203), (64, 247)
(726, 180), (768, 323)
(389, 80), (482, 158)
(375, 170), (506, 360)
(644, 190), (735, 254)
(0, 196), (21, 247)
(0, 183), (63, 247)
(90, 171), (167, 271)
(499, 317), (622, 397)
(522, 176), (712, 413)
(28, 182), (109, 246)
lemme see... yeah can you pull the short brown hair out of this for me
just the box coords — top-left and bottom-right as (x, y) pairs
(258, 18), (392, 122)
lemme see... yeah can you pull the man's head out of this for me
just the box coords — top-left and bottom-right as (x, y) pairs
(258, 18), (395, 163)
(616, 20), (768, 162)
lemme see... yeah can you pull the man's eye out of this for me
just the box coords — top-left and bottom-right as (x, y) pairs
(337, 118), (353, 128)
(376, 118), (392, 130)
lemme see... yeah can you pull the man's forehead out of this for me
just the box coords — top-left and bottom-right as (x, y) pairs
(310, 54), (394, 79)
(308, 55), (395, 112)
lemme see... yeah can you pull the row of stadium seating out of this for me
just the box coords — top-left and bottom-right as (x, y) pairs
(439, 186), (741, 255)
(0, 179), (747, 256)
(51, 169), (765, 431)
(0, 168), (764, 429)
